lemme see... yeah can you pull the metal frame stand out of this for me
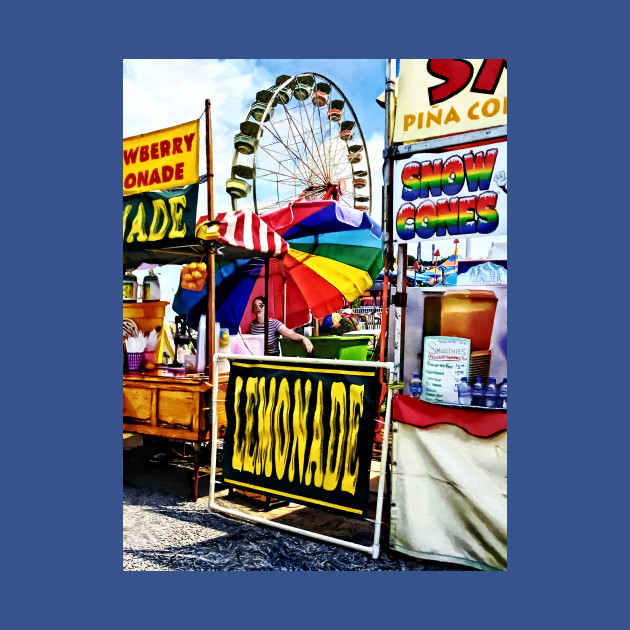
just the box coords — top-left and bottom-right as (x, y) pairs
(209, 353), (395, 559)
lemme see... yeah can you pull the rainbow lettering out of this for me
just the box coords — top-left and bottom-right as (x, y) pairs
(396, 192), (499, 240)
(400, 149), (497, 201)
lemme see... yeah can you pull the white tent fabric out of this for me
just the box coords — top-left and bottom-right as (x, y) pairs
(389, 422), (507, 571)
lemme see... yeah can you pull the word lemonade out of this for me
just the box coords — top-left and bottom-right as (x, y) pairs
(123, 120), (200, 196)
(229, 375), (366, 496)
(123, 132), (196, 192)
(123, 192), (189, 244)
(396, 147), (502, 240)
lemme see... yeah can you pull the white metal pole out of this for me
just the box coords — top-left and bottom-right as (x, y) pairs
(208, 355), (395, 557)
(209, 353), (220, 510)
(385, 59), (395, 150)
(371, 377), (394, 559)
(210, 503), (376, 555)
(218, 353), (394, 371)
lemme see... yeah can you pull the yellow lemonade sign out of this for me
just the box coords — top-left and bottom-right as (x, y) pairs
(123, 120), (199, 196)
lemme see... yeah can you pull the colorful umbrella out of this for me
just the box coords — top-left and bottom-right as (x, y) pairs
(215, 200), (383, 334)
(172, 209), (289, 330)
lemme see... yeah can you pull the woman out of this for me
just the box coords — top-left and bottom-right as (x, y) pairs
(249, 296), (314, 356)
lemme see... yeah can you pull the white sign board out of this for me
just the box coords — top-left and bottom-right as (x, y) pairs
(393, 140), (507, 244)
(393, 59), (507, 144)
(422, 336), (471, 404)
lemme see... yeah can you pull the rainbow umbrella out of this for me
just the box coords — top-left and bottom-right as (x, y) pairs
(215, 200), (383, 334)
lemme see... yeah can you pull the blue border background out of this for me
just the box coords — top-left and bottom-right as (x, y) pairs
(7, 2), (611, 626)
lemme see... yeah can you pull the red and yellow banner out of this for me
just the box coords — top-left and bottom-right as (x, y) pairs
(123, 120), (199, 196)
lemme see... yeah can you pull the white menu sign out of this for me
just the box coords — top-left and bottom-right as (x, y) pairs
(422, 336), (471, 404)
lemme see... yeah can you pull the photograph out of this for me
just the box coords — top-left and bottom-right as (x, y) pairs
(123, 58), (508, 571)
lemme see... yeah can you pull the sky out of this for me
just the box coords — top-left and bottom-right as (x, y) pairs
(123, 59), (389, 319)
(123, 58), (387, 219)
(123, 59), (503, 320)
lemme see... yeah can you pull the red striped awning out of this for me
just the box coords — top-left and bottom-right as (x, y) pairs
(196, 210), (289, 258)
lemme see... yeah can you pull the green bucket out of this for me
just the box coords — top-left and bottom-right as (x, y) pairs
(280, 336), (372, 361)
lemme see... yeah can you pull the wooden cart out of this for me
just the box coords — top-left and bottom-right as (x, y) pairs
(123, 368), (229, 499)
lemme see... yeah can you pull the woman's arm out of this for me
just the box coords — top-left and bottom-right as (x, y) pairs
(277, 324), (314, 353)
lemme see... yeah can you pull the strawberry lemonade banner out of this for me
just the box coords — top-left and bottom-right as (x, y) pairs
(393, 59), (507, 144)
(123, 120), (200, 196)
(393, 140), (507, 244)
(222, 359), (379, 516)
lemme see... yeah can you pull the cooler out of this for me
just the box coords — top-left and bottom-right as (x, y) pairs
(280, 335), (372, 361)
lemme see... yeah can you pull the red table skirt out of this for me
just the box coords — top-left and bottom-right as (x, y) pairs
(392, 394), (507, 438)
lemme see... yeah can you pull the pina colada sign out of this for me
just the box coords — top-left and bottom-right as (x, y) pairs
(394, 59), (507, 144)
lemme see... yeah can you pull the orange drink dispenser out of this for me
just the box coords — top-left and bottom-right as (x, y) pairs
(422, 290), (498, 351)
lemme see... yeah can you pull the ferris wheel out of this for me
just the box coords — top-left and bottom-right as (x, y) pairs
(226, 72), (372, 215)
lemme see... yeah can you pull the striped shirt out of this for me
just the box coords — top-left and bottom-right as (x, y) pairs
(249, 318), (283, 355)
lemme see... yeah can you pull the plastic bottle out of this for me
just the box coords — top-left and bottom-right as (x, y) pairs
(472, 377), (485, 407)
(484, 377), (498, 408)
(142, 270), (161, 302)
(497, 378), (507, 409)
(409, 373), (422, 399)
(457, 377), (472, 405)
(123, 269), (138, 302)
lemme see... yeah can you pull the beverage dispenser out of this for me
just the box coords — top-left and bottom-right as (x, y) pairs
(422, 290), (498, 382)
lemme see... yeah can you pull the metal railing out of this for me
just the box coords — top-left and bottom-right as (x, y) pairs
(351, 306), (381, 329)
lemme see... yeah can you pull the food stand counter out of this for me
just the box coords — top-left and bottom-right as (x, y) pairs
(388, 395), (507, 571)
(123, 371), (229, 441)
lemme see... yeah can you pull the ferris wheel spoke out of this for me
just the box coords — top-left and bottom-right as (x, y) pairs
(256, 169), (312, 193)
(311, 97), (330, 182)
(232, 73), (371, 215)
(258, 129), (320, 186)
(301, 99), (330, 182)
(294, 95), (329, 183)
(255, 168), (312, 188)
(283, 99), (329, 185)
(266, 116), (309, 172)
(259, 190), (315, 211)
(257, 144), (310, 184)
(267, 112), (326, 185)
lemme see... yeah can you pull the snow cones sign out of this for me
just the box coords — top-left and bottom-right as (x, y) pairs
(393, 140), (507, 243)
(123, 120), (200, 195)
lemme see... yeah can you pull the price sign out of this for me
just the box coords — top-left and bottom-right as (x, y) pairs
(422, 336), (471, 404)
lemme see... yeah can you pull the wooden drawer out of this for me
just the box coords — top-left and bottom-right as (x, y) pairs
(123, 373), (224, 441)
(157, 389), (198, 431)
(123, 386), (154, 424)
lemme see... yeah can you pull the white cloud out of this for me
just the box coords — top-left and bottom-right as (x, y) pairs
(124, 59), (276, 213)
(123, 59), (386, 220)
(124, 60), (389, 322)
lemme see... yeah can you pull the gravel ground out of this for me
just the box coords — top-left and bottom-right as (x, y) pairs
(123, 483), (469, 571)
(123, 441), (472, 571)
